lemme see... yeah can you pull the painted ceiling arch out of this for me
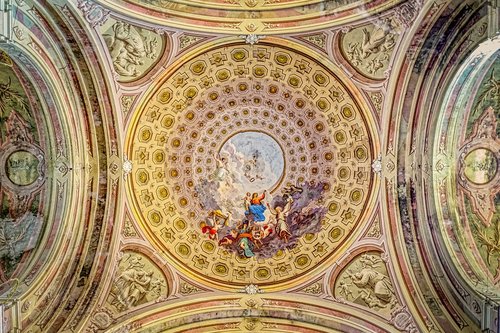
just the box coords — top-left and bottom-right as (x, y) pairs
(90, 0), (405, 35)
(0, 0), (498, 332)
(0, 52), (48, 285)
(434, 43), (499, 291)
(387, 0), (499, 330)
(0, 1), (121, 331)
(97, 294), (401, 332)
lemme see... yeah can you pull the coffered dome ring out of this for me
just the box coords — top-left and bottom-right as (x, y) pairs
(125, 37), (380, 291)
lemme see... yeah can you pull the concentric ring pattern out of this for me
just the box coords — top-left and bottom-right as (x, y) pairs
(126, 42), (376, 288)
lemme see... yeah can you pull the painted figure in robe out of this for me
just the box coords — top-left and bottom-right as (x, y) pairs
(268, 196), (293, 243)
(247, 190), (267, 222)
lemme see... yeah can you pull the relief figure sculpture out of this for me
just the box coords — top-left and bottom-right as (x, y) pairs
(343, 20), (398, 77)
(336, 252), (398, 312)
(349, 267), (395, 308)
(104, 22), (159, 77)
(109, 253), (166, 311)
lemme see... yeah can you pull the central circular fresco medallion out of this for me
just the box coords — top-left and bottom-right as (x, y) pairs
(219, 131), (284, 194)
(126, 41), (376, 288)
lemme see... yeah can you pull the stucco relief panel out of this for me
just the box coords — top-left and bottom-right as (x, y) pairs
(106, 251), (168, 313)
(339, 18), (401, 80)
(334, 252), (398, 314)
(101, 18), (167, 83)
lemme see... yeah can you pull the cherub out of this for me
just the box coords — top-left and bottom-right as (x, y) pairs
(200, 220), (221, 241)
(200, 210), (228, 241)
(219, 229), (239, 246)
(338, 280), (353, 300)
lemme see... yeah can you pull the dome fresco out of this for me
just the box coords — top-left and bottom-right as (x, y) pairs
(125, 42), (377, 288)
(0, 0), (498, 332)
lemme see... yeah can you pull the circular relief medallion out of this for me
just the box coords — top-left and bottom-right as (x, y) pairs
(464, 148), (497, 185)
(6, 150), (40, 186)
(126, 42), (376, 288)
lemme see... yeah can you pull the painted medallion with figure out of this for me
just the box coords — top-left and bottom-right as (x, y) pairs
(197, 131), (327, 259)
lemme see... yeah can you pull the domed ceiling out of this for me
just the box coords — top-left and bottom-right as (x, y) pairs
(125, 41), (377, 289)
(0, 0), (498, 332)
